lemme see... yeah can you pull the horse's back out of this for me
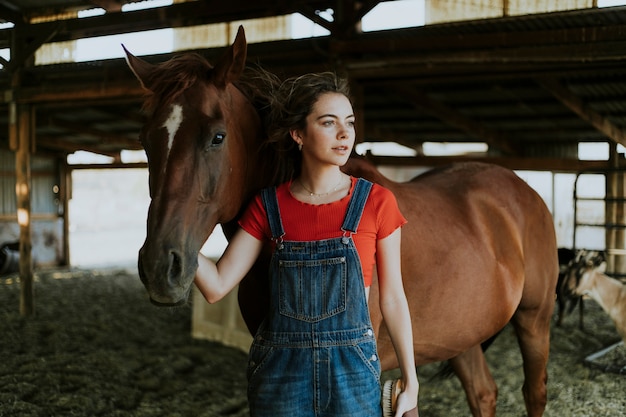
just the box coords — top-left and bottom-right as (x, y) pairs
(394, 162), (556, 288)
(357, 161), (558, 366)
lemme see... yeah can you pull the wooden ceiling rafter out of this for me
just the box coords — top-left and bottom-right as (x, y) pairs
(37, 135), (121, 158)
(89, 0), (123, 13)
(0, 2), (23, 24)
(536, 76), (626, 149)
(6, 23), (60, 73)
(390, 86), (518, 156)
(365, 154), (614, 173)
(296, 5), (334, 32)
(2, 1), (334, 44)
(15, 79), (143, 104)
(360, 121), (423, 152)
(332, 0), (378, 37)
(48, 116), (141, 149)
(89, 104), (145, 124)
(330, 23), (626, 57)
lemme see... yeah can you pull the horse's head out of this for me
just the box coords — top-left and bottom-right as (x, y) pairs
(125, 26), (262, 305)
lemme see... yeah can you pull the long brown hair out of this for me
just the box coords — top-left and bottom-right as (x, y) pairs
(237, 68), (353, 184)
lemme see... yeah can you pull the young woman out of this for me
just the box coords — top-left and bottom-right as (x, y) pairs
(194, 72), (419, 417)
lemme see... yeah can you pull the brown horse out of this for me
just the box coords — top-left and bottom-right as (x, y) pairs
(125, 26), (558, 417)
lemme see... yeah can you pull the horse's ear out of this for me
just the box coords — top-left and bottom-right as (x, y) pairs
(123, 44), (156, 91)
(212, 25), (247, 87)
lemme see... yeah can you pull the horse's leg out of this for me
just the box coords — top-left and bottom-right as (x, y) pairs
(511, 306), (552, 417)
(556, 295), (565, 326)
(449, 344), (498, 417)
(555, 275), (565, 326)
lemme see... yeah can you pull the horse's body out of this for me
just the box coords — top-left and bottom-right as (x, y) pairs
(126, 27), (558, 417)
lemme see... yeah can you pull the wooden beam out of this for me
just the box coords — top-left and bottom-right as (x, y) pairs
(361, 122), (414, 144)
(5, 23), (59, 74)
(365, 154), (618, 173)
(390, 86), (518, 155)
(331, 23), (626, 58)
(15, 104), (35, 316)
(37, 136), (124, 157)
(48, 117), (140, 149)
(297, 7), (333, 32)
(90, 1), (123, 13)
(15, 80), (144, 104)
(15, 0), (315, 43)
(536, 77), (626, 148)
(332, 0), (379, 37)
(0, 3), (24, 24)
(59, 158), (70, 266)
(69, 162), (147, 170)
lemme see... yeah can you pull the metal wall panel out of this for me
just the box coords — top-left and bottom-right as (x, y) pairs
(0, 149), (64, 266)
(0, 149), (59, 215)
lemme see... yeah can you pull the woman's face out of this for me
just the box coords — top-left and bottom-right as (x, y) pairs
(292, 92), (356, 168)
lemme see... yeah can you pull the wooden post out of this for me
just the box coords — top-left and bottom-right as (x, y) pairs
(614, 171), (626, 275)
(12, 103), (35, 316)
(349, 80), (365, 146)
(606, 144), (626, 276)
(60, 158), (71, 266)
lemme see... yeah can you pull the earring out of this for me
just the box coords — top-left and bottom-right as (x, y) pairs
(298, 143), (302, 151)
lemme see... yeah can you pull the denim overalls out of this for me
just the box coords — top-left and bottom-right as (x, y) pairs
(247, 178), (382, 417)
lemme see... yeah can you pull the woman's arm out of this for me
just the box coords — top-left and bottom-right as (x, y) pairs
(195, 227), (264, 304)
(376, 227), (419, 416)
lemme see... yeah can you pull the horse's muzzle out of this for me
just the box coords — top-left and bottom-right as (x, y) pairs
(137, 247), (193, 307)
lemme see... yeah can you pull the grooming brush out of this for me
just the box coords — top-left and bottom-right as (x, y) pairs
(382, 378), (419, 417)
(382, 378), (403, 417)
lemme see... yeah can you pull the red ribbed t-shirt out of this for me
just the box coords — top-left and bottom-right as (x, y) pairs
(238, 177), (407, 287)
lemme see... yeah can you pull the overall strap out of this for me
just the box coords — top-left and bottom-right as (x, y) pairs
(341, 178), (373, 234)
(260, 187), (285, 242)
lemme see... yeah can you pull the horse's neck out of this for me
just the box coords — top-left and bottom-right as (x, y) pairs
(343, 157), (393, 187)
(585, 272), (626, 333)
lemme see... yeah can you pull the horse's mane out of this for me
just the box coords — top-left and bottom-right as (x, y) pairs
(141, 53), (214, 114)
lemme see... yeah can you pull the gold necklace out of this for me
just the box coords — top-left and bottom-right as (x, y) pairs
(299, 175), (344, 197)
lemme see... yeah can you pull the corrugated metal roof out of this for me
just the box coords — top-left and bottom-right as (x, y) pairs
(0, 1), (625, 170)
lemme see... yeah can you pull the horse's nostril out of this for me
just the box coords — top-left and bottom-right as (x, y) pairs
(168, 250), (183, 287)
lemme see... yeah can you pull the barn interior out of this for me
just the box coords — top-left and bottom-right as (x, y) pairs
(1, 0), (626, 315)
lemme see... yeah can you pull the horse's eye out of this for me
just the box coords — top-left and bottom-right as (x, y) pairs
(211, 132), (226, 146)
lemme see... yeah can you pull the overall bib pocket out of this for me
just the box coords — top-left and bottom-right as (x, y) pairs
(277, 256), (347, 322)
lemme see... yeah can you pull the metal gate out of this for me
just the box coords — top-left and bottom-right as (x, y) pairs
(573, 168), (626, 279)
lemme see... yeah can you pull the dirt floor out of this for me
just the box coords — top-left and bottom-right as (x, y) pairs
(1, 267), (624, 417)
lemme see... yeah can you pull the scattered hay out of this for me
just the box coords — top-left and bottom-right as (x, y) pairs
(585, 341), (626, 374)
(1, 267), (625, 416)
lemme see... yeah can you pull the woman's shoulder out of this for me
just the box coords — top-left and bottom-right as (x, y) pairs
(358, 178), (395, 202)
(360, 179), (404, 218)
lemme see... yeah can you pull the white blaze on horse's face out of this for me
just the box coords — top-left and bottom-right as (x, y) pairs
(162, 104), (183, 160)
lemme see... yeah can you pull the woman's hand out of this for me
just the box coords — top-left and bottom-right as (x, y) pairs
(394, 384), (419, 417)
